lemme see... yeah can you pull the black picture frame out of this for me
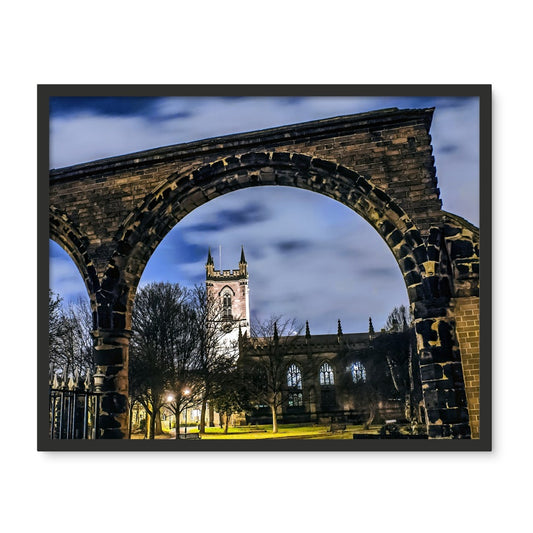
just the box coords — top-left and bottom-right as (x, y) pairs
(38, 84), (491, 452)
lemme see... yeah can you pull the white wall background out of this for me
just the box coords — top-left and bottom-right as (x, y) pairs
(1, 2), (528, 532)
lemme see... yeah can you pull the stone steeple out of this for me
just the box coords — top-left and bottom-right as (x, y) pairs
(239, 245), (247, 276)
(337, 319), (343, 343)
(205, 247), (215, 277)
(368, 317), (375, 341)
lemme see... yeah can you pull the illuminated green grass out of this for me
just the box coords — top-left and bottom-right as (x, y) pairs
(186, 423), (383, 440)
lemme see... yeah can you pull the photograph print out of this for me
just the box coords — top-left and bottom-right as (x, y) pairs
(40, 85), (489, 451)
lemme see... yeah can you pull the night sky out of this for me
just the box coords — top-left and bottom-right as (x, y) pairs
(49, 96), (479, 334)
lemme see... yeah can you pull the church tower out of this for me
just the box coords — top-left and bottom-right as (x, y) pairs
(205, 247), (250, 349)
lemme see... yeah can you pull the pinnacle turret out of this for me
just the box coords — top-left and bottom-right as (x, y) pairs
(205, 247), (215, 276)
(206, 247), (214, 265)
(239, 245), (248, 276)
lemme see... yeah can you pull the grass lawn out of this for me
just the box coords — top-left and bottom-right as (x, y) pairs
(178, 423), (385, 440)
(130, 422), (419, 440)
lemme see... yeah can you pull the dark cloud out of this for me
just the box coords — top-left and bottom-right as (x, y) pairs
(50, 97), (196, 126)
(157, 111), (194, 121)
(275, 240), (311, 253)
(187, 202), (271, 233)
(185, 221), (225, 233)
(280, 97), (305, 105)
(50, 97), (163, 118)
(142, 226), (209, 284)
(439, 144), (459, 154)
(219, 203), (270, 226)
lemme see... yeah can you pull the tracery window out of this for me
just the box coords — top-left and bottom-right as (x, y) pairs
(222, 292), (232, 319)
(351, 361), (367, 383)
(287, 363), (302, 389)
(319, 362), (335, 386)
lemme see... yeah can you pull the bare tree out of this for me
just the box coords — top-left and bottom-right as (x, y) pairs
(211, 366), (251, 434)
(49, 290), (63, 372)
(129, 282), (193, 439)
(49, 293), (94, 378)
(339, 305), (421, 428)
(189, 284), (238, 435)
(242, 316), (303, 433)
(384, 305), (410, 332)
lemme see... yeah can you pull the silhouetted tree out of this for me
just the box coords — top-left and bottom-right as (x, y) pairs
(130, 282), (194, 439)
(189, 284), (238, 434)
(211, 367), (251, 433)
(242, 316), (303, 433)
(337, 305), (421, 428)
(49, 290), (63, 372)
(384, 305), (410, 332)
(49, 293), (94, 378)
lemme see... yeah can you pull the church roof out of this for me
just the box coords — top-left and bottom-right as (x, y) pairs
(243, 331), (376, 355)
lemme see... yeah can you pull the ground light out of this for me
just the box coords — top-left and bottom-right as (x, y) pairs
(183, 388), (191, 436)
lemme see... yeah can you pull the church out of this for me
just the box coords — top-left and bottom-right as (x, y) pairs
(205, 248), (419, 426)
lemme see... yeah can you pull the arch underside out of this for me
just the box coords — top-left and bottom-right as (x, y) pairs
(49, 207), (99, 323)
(104, 152), (442, 328)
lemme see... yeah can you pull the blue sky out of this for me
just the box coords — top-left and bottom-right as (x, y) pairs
(49, 96), (479, 334)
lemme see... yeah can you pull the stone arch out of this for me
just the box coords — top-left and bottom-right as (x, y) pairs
(103, 152), (433, 330)
(87, 151), (472, 439)
(49, 206), (99, 326)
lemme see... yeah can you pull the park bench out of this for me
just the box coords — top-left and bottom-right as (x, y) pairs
(180, 432), (201, 440)
(328, 422), (346, 433)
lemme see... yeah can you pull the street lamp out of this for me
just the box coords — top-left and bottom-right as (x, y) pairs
(183, 388), (191, 437)
(166, 394), (175, 435)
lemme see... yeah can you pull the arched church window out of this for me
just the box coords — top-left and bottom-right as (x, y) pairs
(222, 292), (232, 319)
(351, 361), (367, 383)
(287, 363), (302, 389)
(319, 362), (335, 386)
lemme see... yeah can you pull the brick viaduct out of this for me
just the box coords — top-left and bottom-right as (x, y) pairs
(49, 107), (480, 439)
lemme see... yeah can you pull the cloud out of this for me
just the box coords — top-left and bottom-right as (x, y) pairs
(430, 99), (479, 225)
(153, 186), (409, 334)
(275, 240), (311, 253)
(50, 97), (161, 118)
(49, 241), (87, 303)
(185, 202), (271, 233)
